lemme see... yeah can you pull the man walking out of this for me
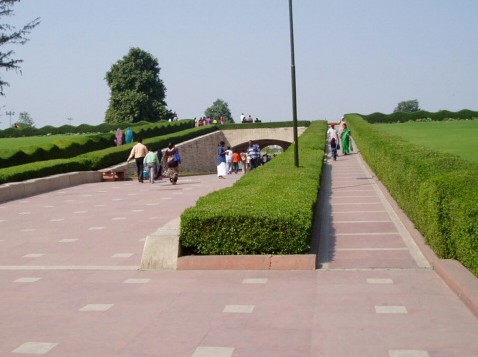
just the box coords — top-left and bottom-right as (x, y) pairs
(127, 138), (148, 183)
(247, 140), (261, 170)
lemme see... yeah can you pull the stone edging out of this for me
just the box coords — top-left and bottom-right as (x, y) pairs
(176, 254), (317, 270)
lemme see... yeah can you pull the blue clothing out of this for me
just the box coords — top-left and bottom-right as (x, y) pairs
(247, 144), (260, 159)
(125, 127), (133, 144)
(217, 146), (226, 165)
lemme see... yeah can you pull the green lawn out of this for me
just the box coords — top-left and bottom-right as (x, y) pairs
(375, 120), (478, 162)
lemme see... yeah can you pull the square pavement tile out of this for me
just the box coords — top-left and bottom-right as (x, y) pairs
(192, 346), (234, 357)
(242, 278), (268, 284)
(375, 306), (408, 314)
(367, 278), (394, 284)
(223, 305), (255, 313)
(123, 278), (151, 284)
(111, 253), (133, 258)
(12, 341), (58, 354)
(389, 350), (430, 357)
(14, 277), (41, 283)
(59, 239), (78, 243)
(23, 254), (45, 258)
(79, 304), (114, 312)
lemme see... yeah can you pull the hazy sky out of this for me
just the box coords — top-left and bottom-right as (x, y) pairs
(1, 0), (477, 129)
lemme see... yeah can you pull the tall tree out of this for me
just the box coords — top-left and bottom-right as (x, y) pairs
(0, 0), (40, 95)
(394, 99), (421, 113)
(17, 111), (34, 127)
(105, 47), (171, 124)
(204, 99), (234, 123)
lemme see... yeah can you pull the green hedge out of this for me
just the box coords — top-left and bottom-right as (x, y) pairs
(0, 125), (218, 184)
(357, 109), (478, 124)
(220, 120), (311, 130)
(0, 119), (175, 138)
(179, 120), (326, 255)
(347, 114), (478, 276)
(0, 120), (195, 169)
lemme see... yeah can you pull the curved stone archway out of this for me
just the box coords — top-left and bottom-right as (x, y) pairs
(173, 126), (307, 173)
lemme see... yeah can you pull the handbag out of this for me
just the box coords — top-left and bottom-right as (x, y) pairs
(167, 150), (180, 168)
(167, 156), (178, 168)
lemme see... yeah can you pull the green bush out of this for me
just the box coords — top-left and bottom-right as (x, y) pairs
(0, 118), (183, 138)
(347, 114), (478, 277)
(0, 120), (195, 169)
(221, 120), (311, 130)
(358, 109), (478, 124)
(180, 120), (325, 255)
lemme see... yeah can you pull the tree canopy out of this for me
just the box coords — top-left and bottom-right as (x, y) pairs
(17, 111), (34, 127)
(104, 47), (171, 124)
(394, 99), (421, 113)
(204, 99), (234, 123)
(0, 0), (40, 96)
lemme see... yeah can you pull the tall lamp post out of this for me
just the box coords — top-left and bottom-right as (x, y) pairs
(6, 111), (15, 128)
(288, 0), (299, 167)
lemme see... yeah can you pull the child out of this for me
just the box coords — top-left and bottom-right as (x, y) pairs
(330, 138), (338, 161)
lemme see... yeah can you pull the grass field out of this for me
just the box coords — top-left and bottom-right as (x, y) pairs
(375, 120), (478, 162)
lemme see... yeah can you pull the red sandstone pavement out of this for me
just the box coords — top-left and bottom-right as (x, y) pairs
(1, 152), (478, 356)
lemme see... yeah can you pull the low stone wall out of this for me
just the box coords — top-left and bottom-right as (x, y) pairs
(173, 131), (228, 173)
(0, 171), (102, 204)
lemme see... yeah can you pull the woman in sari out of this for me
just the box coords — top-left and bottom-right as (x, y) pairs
(162, 142), (180, 185)
(340, 123), (353, 155)
(217, 141), (227, 179)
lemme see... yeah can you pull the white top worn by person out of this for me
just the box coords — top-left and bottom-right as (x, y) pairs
(327, 124), (340, 143)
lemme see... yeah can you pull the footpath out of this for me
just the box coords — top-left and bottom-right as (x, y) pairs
(0, 149), (478, 356)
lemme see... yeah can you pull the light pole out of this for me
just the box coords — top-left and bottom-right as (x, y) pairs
(288, 0), (299, 167)
(6, 111), (15, 128)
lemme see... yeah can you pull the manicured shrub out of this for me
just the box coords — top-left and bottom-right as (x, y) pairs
(358, 109), (478, 124)
(0, 120), (194, 169)
(348, 114), (478, 277)
(180, 120), (325, 255)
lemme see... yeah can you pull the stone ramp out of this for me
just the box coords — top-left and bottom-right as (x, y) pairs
(318, 151), (430, 271)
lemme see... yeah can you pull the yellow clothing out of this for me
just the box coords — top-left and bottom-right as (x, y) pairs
(128, 142), (148, 160)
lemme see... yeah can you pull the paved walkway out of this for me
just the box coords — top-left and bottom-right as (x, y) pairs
(1, 151), (478, 356)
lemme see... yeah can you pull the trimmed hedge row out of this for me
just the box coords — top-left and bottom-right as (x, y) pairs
(347, 114), (478, 277)
(358, 109), (478, 124)
(179, 120), (326, 255)
(220, 120), (311, 130)
(0, 125), (218, 184)
(0, 119), (165, 138)
(0, 120), (195, 169)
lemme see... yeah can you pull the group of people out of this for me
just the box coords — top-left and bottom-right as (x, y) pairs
(114, 127), (134, 146)
(127, 137), (273, 184)
(127, 139), (181, 185)
(326, 119), (353, 161)
(240, 113), (261, 123)
(195, 115), (226, 126)
(216, 140), (264, 178)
